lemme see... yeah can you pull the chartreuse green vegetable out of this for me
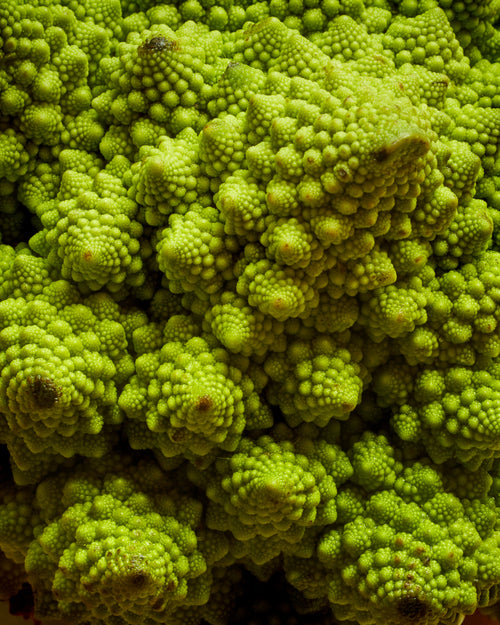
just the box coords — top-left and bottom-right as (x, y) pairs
(289, 436), (500, 625)
(0, 0), (500, 624)
(23, 454), (229, 624)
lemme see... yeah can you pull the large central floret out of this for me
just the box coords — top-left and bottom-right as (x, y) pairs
(119, 320), (272, 463)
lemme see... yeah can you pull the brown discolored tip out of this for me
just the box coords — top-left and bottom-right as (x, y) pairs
(195, 395), (213, 412)
(138, 37), (179, 56)
(373, 131), (430, 164)
(27, 375), (61, 409)
(398, 596), (429, 622)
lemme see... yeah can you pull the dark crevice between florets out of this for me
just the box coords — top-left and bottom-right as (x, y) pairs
(9, 583), (40, 625)
(216, 570), (334, 625)
(0, 444), (12, 480)
(398, 596), (429, 622)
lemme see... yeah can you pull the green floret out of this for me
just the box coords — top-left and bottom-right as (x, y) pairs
(187, 430), (349, 563)
(358, 280), (428, 341)
(131, 30), (207, 102)
(439, 139), (482, 202)
(382, 7), (470, 81)
(438, 0), (500, 63)
(69, 21), (111, 80)
(446, 101), (500, 174)
(25, 454), (227, 624)
(203, 292), (287, 357)
(120, 327), (272, 464)
(431, 198), (493, 269)
(61, 109), (105, 152)
(264, 335), (364, 427)
(58, 148), (104, 177)
(372, 358), (415, 409)
(33, 162), (145, 297)
(0, 481), (40, 565)
(260, 217), (323, 269)
(246, 139), (277, 182)
(287, 435), (500, 625)
(98, 123), (136, 161)
(326, 245), (398, 298)
(227, 17), (289, 70)
(348, 432), (404, 491)
(216, 170), (269, 238)
(0, 245), (57, 301)
(131, 129), (207, 226)
(301, 291), (360, 334)
(386, 238), (432, 275)
(271, 31), (331, 81)
(52, 42), (90, 86)
(2, 7), (94, 133)
(93, 22), (217, 134)
(236, 257), (320, 322)
(0, 4), (94, 144)
(81, 0), (124, 38)
(244, 59), (453, 269)
(461, 59), (500, 108)
(157, 206), (236, 300)
(199, 114), (247, 189)
(311, 14), (384, 61)
(392, 63), (450, 109)
(246, 93), (288, 146)
(393, 252), (500, 366)
(361, 5), (392, 33)
(0, 82), (29, 118)
(391, 362), (500, 469)
(17, 159), (61, 211)
(0, 129), (31, 182)
(0, 292), (135, 482)
(128, 118), (165, 151)
(207, 60), (267, 118)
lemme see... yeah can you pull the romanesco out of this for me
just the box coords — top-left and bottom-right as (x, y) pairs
(0, 0), (500, 624)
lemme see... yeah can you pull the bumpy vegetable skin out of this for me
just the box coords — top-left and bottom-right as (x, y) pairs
(0, 0), (500, 624)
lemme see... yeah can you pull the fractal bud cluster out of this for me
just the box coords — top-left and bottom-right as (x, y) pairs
(0, 0), (500, 624)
